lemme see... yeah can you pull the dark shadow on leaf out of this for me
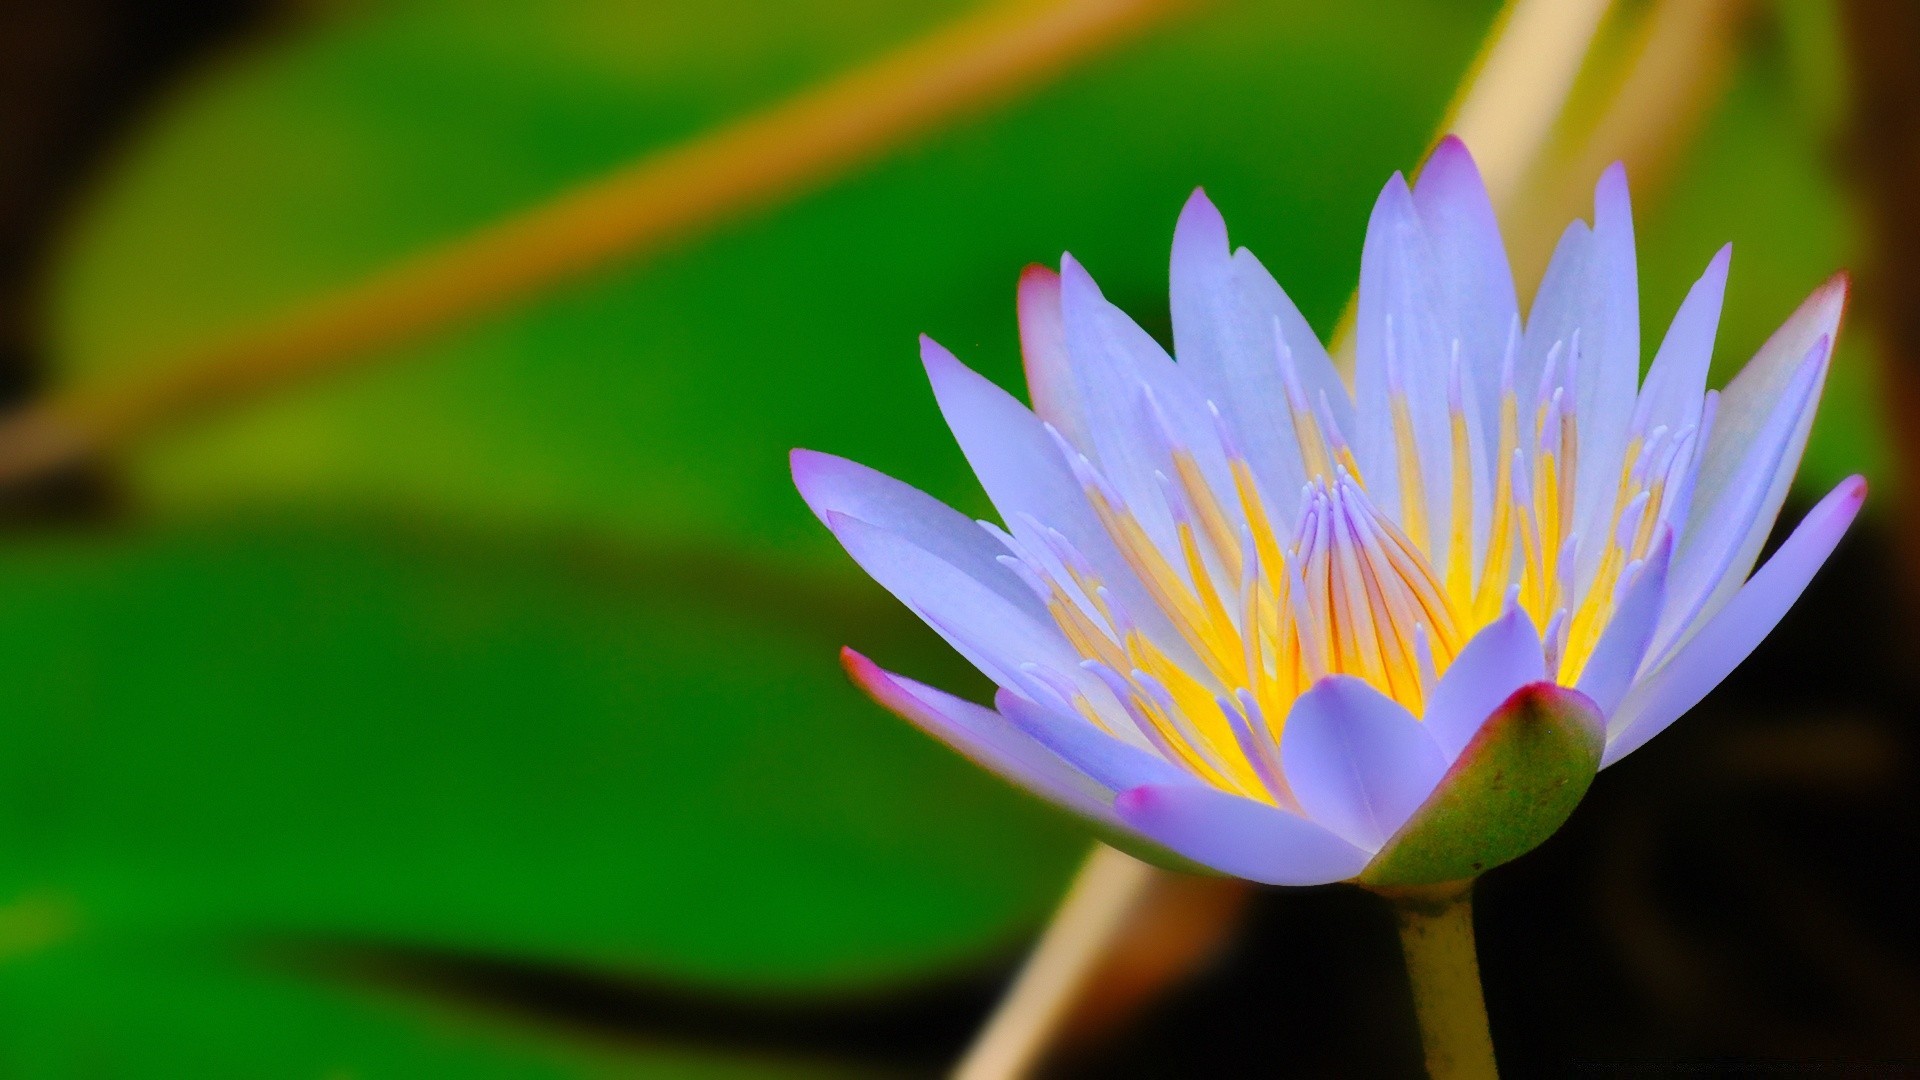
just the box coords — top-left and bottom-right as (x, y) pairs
(279, 937), (1018, 1075)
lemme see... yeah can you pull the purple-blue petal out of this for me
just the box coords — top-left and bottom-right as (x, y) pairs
(1170, 188), (1326, 499)
(1604, 476), (1865, 766)
(791, 449), (1046, 623)
(1575, 529), (1673, 718)
(1423, 604), (1546, 759)
(1114, 782), (1372, 885)
(823, 511), (1083, 694)
(1631, 244), (1729, 439)
(995, 688), (1190, 793)
(1676, 276), (1846, 647)
(845, 650), (1121, 826)
(1413, 134), (1519, 429)
(1280, 675), (1450, 849)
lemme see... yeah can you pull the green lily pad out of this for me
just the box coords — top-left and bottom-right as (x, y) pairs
(0, 519), (1082, 987)
(0, 928), (832, 1078)
(1362, 684), (1605, 887)
(48, 0), (1499, 553)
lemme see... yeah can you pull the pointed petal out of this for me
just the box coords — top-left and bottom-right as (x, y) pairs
(1114, 782), (1372, 885)
(1413, 135), (1519, 427)
(1632, 245), (1730, 438)
(1575, 529), (1673, 718)
(1166, 191), (1347, 495)
(1280, 676), (1451, 850)
(920, 336), (1182, 654)
(1170, 189), (1315, 498)
(844, 651), (1120, 826)
(1679, 275), (1847, 635)
(1059, 255), (1238, 536)
(1572, 165), (1641, 564)
(792, 449), (1046, 623)
(995, 689), (1189, 792)
(1355, 172), (1453, 552)
(1423, 605), (1547, 759)
(1519, 219), (1592, 398)
(823, 511), (1083, 694)
(1604, 476), (1865, 766)
(1018, 265), (1087, 449)
(1656, 338), (1828, 660)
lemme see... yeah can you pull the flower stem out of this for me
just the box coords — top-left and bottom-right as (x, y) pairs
(953, 843), (1159, 1080)
(1381, 880), (1499, 1079)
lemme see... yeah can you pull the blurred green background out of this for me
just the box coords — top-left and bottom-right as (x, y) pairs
(0, 0), (1892, 1075)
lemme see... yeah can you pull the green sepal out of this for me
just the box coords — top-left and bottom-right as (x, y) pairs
(1361, 683), (1605, 886)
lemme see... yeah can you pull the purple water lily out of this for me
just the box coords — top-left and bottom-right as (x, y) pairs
(794, 136), (1862, 886)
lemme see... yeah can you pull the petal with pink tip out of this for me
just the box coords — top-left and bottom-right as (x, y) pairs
(1679, 275), (1847, 639)
(844, 651), (1119, 826)
(1018, 265), (1088, 450)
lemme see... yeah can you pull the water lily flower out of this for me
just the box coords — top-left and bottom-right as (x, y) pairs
(793, 137), (1862, 887)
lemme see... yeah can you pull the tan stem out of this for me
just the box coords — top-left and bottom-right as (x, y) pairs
(1329, 0), (1616, 370)
(0, 0), (1190, 484)
(952, 844), (1160, 1080)
(1381, 881), (1499, 1080)
(1506, 0), (1751, 289)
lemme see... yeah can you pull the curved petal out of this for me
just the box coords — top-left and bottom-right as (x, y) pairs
(1279, 676), (1451, 850)
(823, 512), (1086, 697)
(1522, 166), (1638, 593)
(1631, 244), (1729, 439)
(1423, 605), (1546, 759)
(1413, 134), (1519, 428)
(1604, 476), (1865, 766)
(791, 449), (1046, 623)
(921, 336), (1185, 656)
(1058, 255), (1234, 547)
(1656, 339), (1827, 661)
(1355, 171), (1453, 551)
(845, 651), (1119, 826)
(1677, 276), (1847, 642)
(1018, 265), (1087, 450)
(1114, 782), (1372, 885)
(1575, 529), (1673, 719)
(995, 689), (1189, 793)
(1170, 188), (1321, 499)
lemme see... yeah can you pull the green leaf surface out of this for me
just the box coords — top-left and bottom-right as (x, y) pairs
(0, 519), (1080, 986)
(49, 0), (1500, 556)
(1362, 684), (1604, 887)
(0, 930), (831, 1079)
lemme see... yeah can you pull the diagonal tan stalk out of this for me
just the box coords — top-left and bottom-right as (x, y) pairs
(952, 844), (1161, 1080)
(1328, 0), (1615, 371)
(0, 0), (1190, 484)
(1380, 880), (1499, 1080)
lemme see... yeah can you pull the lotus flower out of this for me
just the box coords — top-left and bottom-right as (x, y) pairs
(793, 137), (1863, 887)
